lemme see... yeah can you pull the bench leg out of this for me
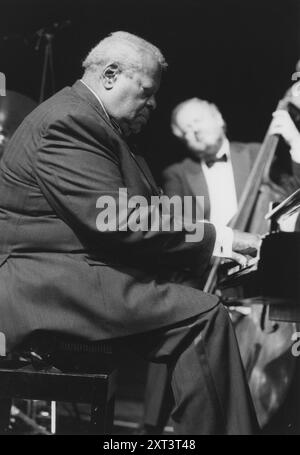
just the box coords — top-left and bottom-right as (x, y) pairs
(0, 398), (12, 433)
(90, 396), (115, 435)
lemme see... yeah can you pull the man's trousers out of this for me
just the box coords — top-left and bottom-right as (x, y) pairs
(116, 303), (259, 435)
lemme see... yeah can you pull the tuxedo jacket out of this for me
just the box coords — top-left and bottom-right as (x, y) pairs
(0, 81), (218, 351)
(162, 143), (300, 224)
(162, 143), (260, 220)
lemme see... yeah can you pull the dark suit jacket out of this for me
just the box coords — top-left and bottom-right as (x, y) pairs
(162, 142), (260, 220)
(0, 80), (218, 351)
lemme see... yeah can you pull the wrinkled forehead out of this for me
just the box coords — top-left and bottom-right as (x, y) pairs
(132, 53), (162, 92)
(138, 52), (162, 79)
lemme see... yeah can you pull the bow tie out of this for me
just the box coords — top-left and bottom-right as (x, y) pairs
(204, 153), (228, 168)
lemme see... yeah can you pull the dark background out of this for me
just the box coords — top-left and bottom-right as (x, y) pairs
(1, 0), (300, 427)
(1, 0), (300, 179)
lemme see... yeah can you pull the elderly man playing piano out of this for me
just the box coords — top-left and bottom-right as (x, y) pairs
(0, 31), (263, 434)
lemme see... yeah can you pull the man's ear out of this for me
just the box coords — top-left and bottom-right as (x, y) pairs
(171, 123), (183, 138)
(102, 63), (120, 89)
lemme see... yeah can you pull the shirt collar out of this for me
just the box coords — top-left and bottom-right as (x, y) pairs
(216, 137), (230, 159)
(201, 137), (231, 170)
(80, 79), (124, 136)
(80, 79), (110, 121)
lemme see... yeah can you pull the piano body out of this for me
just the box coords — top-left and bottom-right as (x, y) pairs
(219, 231), (300, 433)
(220, 191), (300, 323)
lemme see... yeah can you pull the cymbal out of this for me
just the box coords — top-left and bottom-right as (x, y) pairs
(0, 91), (37, 141)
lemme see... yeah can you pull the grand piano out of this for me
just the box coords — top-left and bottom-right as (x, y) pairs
(219, 189), (300, 324)
(217, 191), (300, 434)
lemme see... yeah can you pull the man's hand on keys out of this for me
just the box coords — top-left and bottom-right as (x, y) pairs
(231, 230), (262, 267)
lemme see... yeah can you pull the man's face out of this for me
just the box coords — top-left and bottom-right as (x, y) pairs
(107, 54), (161, 135)
(175, 104), (224, 159)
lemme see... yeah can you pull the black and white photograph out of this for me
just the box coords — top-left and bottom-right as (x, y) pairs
(0, 0), (299, 438)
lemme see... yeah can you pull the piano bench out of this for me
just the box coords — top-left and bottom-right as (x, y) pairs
(0, 337), (118, 435)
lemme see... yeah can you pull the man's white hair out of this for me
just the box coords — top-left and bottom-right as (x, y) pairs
(171, 98), (226, 138)
(82, 31), (167, 75)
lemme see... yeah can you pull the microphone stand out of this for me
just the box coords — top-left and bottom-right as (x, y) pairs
(35, 20), (72, 103)
(37, 31), (55, 103)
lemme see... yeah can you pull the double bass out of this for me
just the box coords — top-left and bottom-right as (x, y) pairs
(204, 87), (299, 429)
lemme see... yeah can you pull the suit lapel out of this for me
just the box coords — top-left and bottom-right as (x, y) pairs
(181, 144), (254, 219)
(184, 159), (210, 219)
(131, 153), (161, 195)
(230, 143), (252, 203)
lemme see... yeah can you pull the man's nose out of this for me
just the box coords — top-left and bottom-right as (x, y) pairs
(147, 95), (157, 110)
